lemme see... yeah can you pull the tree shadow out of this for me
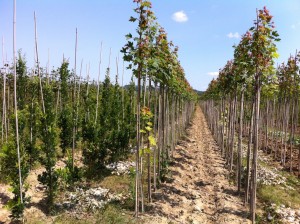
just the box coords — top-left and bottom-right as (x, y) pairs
(0, 192), (11, 205)
(170, 159), (185, 171)
(84, 167), (112, 182)
(178, 150), (193, 160)
(161, 185), (197, 201)
(27, 197), (51, 215)
(216, 207), (249, 219)
(145, 203), (179, 220)
(194, 180), (210, 187)
(173, 155), (189, 164)
(222, 188), (239, 197)
(146, 192), (182, 220)
(28, 193), (77, 215)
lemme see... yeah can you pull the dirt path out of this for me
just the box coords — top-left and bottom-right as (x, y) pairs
(144, 106), (250, 224)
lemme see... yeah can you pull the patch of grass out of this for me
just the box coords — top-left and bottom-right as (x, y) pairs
(99, 174), (135, 211)
(23, 220), (47, 224)
(54, 215), (92, 224)
(99, 171), (135, 211)
(99, 175), (131, 194)
(95, 203), (138, 224)
(280, 170), (300, 188)
(257, 184), (300, 209)
(52, 203), (138, 224)
(253, 155), (300, 208)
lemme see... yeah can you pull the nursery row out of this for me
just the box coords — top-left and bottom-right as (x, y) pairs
(201, 6), (300, 223)
(0, 0), (197, 221)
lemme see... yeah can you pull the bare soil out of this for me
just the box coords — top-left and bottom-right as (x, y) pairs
(0, 154), (82, 223)
(143, 106), (250, 224)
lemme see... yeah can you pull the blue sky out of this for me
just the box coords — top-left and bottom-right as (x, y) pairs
(1, 0), (300, 91)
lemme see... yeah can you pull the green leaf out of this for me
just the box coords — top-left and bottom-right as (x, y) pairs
(142, 1), (151, 7)
(272, 52), (280, 59)
(129, 16), (137, 22)
(143, 148), (151, 154)
(125, 33), (133, 40)
(146, 122), (153, 127)
(148, 135), (156, 146)
(145, 126), (152, 132)
(140, 129), (146, 134)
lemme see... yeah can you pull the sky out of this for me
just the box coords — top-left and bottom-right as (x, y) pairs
(1, 0), (300, 91)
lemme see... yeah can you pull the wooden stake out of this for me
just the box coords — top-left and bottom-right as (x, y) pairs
(13, 0), (23, 205)
(95, 42), (102, 125)
(72, 28), (78, 170)
(34, 11), (45, 113)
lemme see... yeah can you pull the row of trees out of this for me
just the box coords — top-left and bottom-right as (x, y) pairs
(121, 0), (197, 216)
(0, 52), (136, 218)
(0, 0), (197, 220)
(200, 7), (299, 223)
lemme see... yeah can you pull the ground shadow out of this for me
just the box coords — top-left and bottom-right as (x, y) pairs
(178, 150), (194, 160)
(27, 197), (51, 215)
(217, 207), (249, 219)
(194, 180), (210, 187)
(170, 160), (185, 171)
(222, 188), (240, 197)
(0, 192), (10, 205)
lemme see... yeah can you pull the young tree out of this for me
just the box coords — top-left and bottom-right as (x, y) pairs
(58, 61), (73, 156)
(249, 8), (279, 222)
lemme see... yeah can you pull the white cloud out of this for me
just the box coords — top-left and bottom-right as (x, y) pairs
(291, 22), (300, 29)
(227, 32), (240, 39)
(208, 72), (219, 76)
(172, 11), (188, 23)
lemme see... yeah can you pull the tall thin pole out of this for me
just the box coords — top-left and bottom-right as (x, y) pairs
(72, 28), (78, 170)
(1, 36), (4, 66)
(34, 11), (45, 113)
(108, 47), (112, 69)
(1, 36), (3, 141)
(116, 56), (119, 82)
(47, 48), (50, 84)
(122, 60), (125, 120)
(75, 59), (83, 137)
(95, 42), (102, 125)
(2, 36), (8, 142)
(251, 9), (259, 223)
(13, 0), (23, 204)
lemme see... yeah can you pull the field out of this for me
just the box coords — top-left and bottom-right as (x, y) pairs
(1, 1), (300, 224)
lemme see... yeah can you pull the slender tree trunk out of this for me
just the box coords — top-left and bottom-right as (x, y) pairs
(171, 94), (176, 157)
(95, 42), (102, 125)
(2, 37), (8, 142)
(245, 99), (255, 204)
(250, 72), (261, 223)
(34, 11), (45, 114)
(230, 93), (237, 171)
(157, 87), (162, 184)
(265, 99), (269, 152)
(135, 72), (141, 217)
(13, 0), (23, 205)
(226, 98), (233, 165)
(153, 82), (158, 191)
(289, 98), (295, 172)
(237, 89), (244, 193)
(71, 28), (78, 171)
(221, 98), (225, 156)
(270, 98), (276, 155)
(147, 78), (151, 202)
